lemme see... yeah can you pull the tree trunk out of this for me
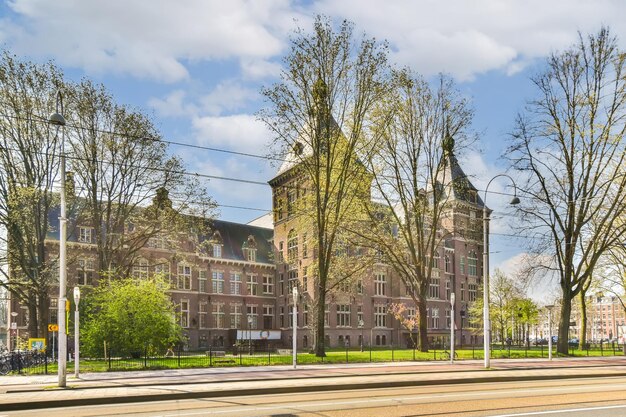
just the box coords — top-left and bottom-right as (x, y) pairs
(558, 294), (572, 355)
(579, 291), (588, 349)
(417, 293), (428, 352)
(314, 290), (326, 357)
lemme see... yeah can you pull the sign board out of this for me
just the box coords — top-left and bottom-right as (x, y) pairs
(10, 322), (17, 330)
(28, 338), (46, 351)
(48, 324), (59, 332)
(236, 330), (281, 340)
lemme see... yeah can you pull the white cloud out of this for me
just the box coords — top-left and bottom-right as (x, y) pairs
(315, 0), (626, 80)
(191, 113), (271, 154)
(200, 81), (259, 116)
(148, 90), (198, 118)
(2, 0), (300, 82)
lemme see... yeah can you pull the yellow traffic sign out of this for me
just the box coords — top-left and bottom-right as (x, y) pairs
(48, 324), (59, 332)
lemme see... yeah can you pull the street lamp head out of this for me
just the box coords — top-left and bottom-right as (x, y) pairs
(450, 292), (456, 305)
(10, 311), (18, 317)
(48, 112), (66, 126)
(73, 286), (81, 304)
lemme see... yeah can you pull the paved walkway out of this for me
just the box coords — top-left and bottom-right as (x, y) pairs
(1, 357), (626, 411)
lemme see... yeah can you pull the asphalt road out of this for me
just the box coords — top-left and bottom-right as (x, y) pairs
(3, 375), (626, 417)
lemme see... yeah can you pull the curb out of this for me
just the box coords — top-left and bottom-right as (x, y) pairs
(3, 370), (626, 411)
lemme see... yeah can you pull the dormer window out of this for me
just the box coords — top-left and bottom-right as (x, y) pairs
(213, 244), (222, 258)
(242, 235), (257, 263)
(78, 226), (93, 243)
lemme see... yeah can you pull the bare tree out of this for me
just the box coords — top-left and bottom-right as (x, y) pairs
(260, 16), (389, 356)
(357, 70), (474, 351)
(66, 80), (215, 279)
(0, 52), (63, 337)
(507, 28), (626, 354)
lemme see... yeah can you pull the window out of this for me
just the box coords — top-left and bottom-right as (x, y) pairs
(468, 251), (478, 276)
(199, 302), (208, 328)
(212, 244), (222, 258)
(302, 233), (308, 258)
(469, 282), (477, 302)
(180, 300), (189, 328)
(278, 241), (284, 263)
(445, 280), (451, 301)
(324, 304), (330, 327)
(429, 276), (440, 299)
(263, 305), (274, 329)
(212, 303), (224, 328)
(288, 304), (295, 328)
(147, 234), (168, 249)
(302, 267), (308, 292)
(246, 248), (257, 262)
(287, 188), (296, 216)
(279, 306), (284, 328)
(177, 264), (191, 290)
(357, 279), (363, 294)
(154, 261), (170, 280)
(212, 271), (224, 294)
(357, 305), (363, 325)
(231, 305), (242, 329)
(287, 269), (298, 294)
(461, 282), (465, 302)
(446, 309), (451, 329)
(77, 258), (94, 286)
(432, 308), (440, 329)
(460, 256), (466, 275)
(230, 273), (241, 295)
(374, 305), (386, 327)
(78, 226), (93, 243)
(132, 258), (149, 279)
(303, 303), (309, 326)
(337, 305), (351, 327)
(279, 273), (284, 296)
(445, 255), (451, 273)
(247, 305), (258, 328)
(199, 270), (207, 293)
(374, 273), (386, 296)
(247, 274), (258, 295)
(262, 275), (274, 295)
(287, 230), (298, 264)
(432, 251), (440, 269)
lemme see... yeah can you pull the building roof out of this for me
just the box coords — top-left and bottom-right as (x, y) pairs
(207, 219), (273, 264)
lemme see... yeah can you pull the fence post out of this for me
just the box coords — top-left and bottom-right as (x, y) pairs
(346, 347), (349, 364)
(541, 343), (544, 358)
(369, 344), (372, 362)
(472, 342), (475, 360)
(177, 345), (181, 368)
(108, 346), (112, 371)
(413, 345), (415, 361)
(45, 351), (48, 375)
(268, 344), (271, 366)
(391, 344), (394, 362)
(239, 349), (242, 366)
(601, 341), (604, 356)
(144, 346), (147, 369)
(209, 346), (213, 367)
(433, 350), (436, 361)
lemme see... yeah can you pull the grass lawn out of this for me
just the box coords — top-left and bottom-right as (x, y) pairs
(16, 345), (624, 375)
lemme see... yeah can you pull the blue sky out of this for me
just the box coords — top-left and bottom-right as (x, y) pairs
(2, 0), (625, 297)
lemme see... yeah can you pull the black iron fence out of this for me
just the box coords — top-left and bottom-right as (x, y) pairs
(1, 341), (624, 375)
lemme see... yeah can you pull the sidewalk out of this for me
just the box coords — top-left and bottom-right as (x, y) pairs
(2, 357), (626, 411)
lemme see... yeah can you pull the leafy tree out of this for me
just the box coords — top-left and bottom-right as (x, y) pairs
(0, 52), (64, 337)
(81, 276), (182, 357)
(260, 16), (389, 357)
(66, 80), (215, 279)
(359, 70), (475, 351)
(507, 28), (626, 354)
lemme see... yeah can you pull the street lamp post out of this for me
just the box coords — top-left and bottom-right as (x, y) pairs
(73, 287), (80, 378)
(48, 92), (67, 388)
(292, 287), (298, 369)
(450, 292), (456, 364)
(247, 316), (253, 355)
(358, 320), (364, 352)
(483, 174), (520, 369)
(546, 305), (554, 361)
